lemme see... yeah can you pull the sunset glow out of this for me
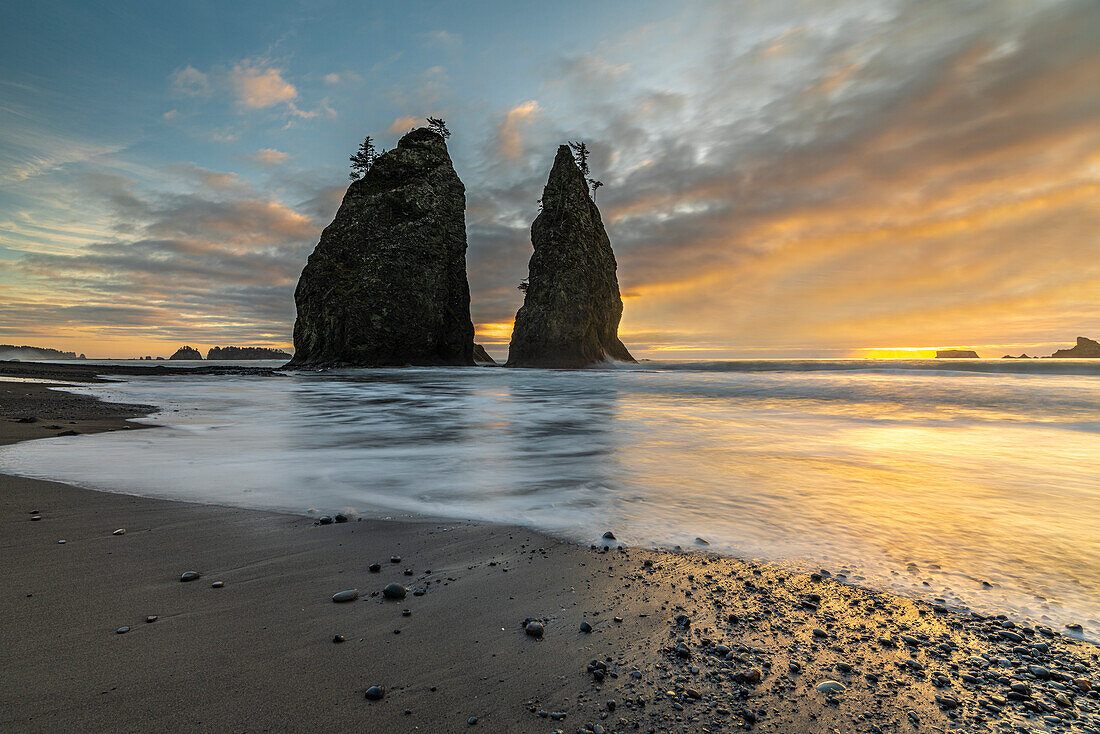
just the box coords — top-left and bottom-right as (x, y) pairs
(2, 1), (1097, 358)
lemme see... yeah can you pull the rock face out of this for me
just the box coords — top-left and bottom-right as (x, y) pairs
(506, 146), (634, 368)
(472, 343), (496, 364)
(207, 346), (292, 360)
(0, 345), (77, 360)
(935, 349), (979, 359)
(1049, 337), (1100, 358)
(169, 346), (203, 360)
(290, 128), (474, 367)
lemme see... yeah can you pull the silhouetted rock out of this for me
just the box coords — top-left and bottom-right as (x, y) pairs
(169, 346), (203, 360)
(935, 349), (979, 359)
(1049, 337), (1100, 358)
(207, 346), (292, 360)
(507, 145), (634, 368)
(472, 343), (496, 364)
(290, 128), (474, 367)
(1002, 354), (1033, 359)
(0, 345), (77, 360)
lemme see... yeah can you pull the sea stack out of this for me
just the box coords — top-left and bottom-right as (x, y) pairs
(1049, 336), (1100, 358)
(506, 146), (634, 368)
(289, 128), (474, 367)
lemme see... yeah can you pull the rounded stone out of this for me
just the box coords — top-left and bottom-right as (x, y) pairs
(211, 581), (224, 588)
(180, 571), (201, 582)
(368, 563), (382, 573)
(390, 555), (402, 564)
(579, 621), (593, 633)
(116, 626), (130, 634)
(602, 531), (616, 540)
(333, 634), (346, 643)
(364, 685), (385, 701)
(334, 513), (349, 523)
(332, 589), (359, 603)
(318, 515), (333, 525)
(816, 680), (846, 693)
(383, 583), (407, 600)
(145, 615), (158, 623)
(467, 717), (478, 725)
(112, 528), (126, 536)
(525, 621), (544, 638)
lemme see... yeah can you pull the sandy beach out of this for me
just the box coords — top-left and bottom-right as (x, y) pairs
(2, 364), (1098, 733)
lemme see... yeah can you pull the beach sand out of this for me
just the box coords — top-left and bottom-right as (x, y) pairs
(1, 364), (1097, 733)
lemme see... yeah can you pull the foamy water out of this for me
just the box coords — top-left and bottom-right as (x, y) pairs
(3, 360), (1098, 634)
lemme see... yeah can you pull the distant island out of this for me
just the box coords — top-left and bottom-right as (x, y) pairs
(0, 344), (85, 360)
(1049, 336), (1100, 358)
(935, 349), (979, 359)
(169, 346), (203, 360)
(207, 346), (292, 360)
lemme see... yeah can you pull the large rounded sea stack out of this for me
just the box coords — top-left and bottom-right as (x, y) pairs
(290, 128), (475, 367)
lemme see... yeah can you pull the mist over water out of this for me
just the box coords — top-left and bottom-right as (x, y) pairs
(3, 360), (1098, 633)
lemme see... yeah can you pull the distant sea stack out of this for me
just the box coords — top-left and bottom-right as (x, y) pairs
(1049, 336), (1100, 358)
(289, 128), (474, 367)
(506, 145), (634, 368)
(207, 346), (292, 360)
(169, 346), (203, 360)
(935, 349), (979, 359)
(0, 344), (77, 360)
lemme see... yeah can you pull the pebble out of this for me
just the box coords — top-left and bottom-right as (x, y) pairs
(390, 555), (402, 563)
(602, 531), (616, 540)
(579, 622), (593, 633)
(334, 513), (349, 523)
(332, 589), (359, 603)
(318, 516), (333, 525)
(116, 626), (130, 634)
(30, 515), (41, 521)
(467, 716), (478, 725)
(145, 616), (157, 623)
(525, 621), (544, 638)
(369, 562), (381, 572)
(211, 581), (224, 588)
(57, 540), (66, 544)
(333, 635), (346, 643)
(383, 583), (407, 600)
(112, 528), (126, 536)
(364, 685), (385, 701)
(816, 680), (846, 693)
(180, 571), (201, 582)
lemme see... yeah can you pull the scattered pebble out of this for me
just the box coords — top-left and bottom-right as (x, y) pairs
(383, 583), (407, 600)
(112, 529), (126, 536)
(364, 685), (385, 701)
(525, 620), (544, 638)
(179, 571), (201, 582)
(332, 589), (359, 603)
(211, 581), (224, 588)
(333, 634), (346, 643)
(116, 626), (130, 634)
(145, 616), (157, 623)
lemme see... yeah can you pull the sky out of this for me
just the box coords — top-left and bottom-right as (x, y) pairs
(1, 0), (1097, 359)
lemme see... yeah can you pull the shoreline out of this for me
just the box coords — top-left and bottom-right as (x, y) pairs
(2, 365), (1098, 732)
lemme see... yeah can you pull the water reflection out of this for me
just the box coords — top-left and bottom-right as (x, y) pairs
(1, 361), (1097, 632)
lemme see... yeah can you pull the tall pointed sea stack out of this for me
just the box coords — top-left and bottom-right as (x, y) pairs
(506, 145), (634, 368)
(289, 128), (474, 366)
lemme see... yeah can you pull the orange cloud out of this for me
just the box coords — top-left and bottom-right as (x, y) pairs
(497, 100), (540, 159)
(229, 63), (297, 109)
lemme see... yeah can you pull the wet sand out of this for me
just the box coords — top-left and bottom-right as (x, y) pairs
(1, 363), (1097, 733)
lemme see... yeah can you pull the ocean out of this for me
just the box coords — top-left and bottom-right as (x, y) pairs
(4, 358), (1098, 635)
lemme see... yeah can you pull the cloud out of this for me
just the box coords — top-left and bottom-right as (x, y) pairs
(249, 148), (291, 166)
(420, 30), (462, 50)
(170, 66), (211, 97)
(387, 115), (422, 135)
(229, 62), (298, 108)
(323, 73), (341, 84)
(496, 101), (541, 159)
